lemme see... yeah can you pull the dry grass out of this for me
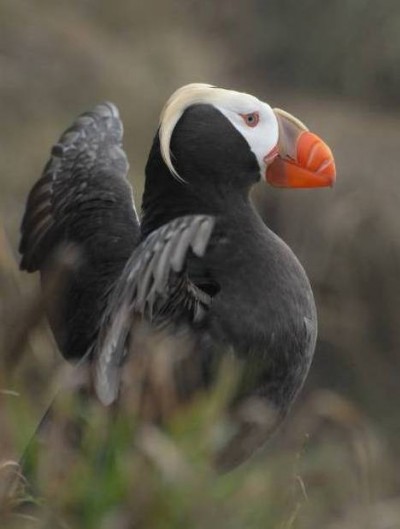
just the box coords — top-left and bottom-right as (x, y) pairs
(0, 227), (400, 529)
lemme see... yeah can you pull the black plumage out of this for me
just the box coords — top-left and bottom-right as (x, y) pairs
(20, 103), (140, 360)
(19, 87), (329, 466)
(139, 104), (316, 414)
(94, 214), (215, 405)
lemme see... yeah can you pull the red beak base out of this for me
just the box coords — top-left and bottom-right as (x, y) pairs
(266, 110), (336, 189)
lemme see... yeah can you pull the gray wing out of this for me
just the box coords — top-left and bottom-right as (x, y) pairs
(94, 214), (215, 405)
(19, 103), (141, 360)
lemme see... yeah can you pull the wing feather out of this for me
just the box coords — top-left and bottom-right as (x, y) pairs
(19, 103), (141, 360)
(20, 102), (139, 272)
(94, 215), (215, 405)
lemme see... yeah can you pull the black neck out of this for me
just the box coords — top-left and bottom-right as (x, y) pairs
(141, 134), (255, 238)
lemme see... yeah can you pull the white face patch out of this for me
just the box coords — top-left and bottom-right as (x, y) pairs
(159, 84), (279, 180)
(214, 96), (279, 179)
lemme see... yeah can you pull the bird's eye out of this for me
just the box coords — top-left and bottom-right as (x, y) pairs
(241, 112), (260, 128)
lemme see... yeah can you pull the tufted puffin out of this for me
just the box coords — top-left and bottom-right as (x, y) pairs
(19, 84), (335, 467)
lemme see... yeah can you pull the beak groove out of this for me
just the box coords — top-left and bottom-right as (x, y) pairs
(266, 109), (336, 189)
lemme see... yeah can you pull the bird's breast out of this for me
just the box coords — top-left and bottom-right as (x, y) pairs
(202, 226), (317, 410)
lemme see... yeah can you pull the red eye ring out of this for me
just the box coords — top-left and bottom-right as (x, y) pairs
(240, 112), (259, 128)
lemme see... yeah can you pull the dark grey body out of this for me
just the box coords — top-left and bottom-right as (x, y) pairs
(140, 105), (317, 417)
(203, 207), (316, 413)
(20, 101), (317, 468)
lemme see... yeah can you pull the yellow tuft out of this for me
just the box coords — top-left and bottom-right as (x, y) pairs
(159, 83), (231, 181)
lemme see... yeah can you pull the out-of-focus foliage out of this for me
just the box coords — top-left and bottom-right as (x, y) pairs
(190, 0), (400, 107)
(1, 0), (400, 527)
(0, 263), (399, 529)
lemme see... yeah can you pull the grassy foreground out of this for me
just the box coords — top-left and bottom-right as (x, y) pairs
(0, 228), (399, 529)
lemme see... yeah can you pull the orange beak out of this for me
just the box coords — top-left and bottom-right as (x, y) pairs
(266, 108), (336, 188)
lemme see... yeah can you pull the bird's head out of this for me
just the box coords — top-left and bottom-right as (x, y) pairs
(158, 83), (335, 190)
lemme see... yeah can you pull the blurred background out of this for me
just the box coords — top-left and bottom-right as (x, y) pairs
(1, 1), (400, 527)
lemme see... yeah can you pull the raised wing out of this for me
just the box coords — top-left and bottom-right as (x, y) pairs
(19, 103), (140, 360)
(94, 214), (216, 405)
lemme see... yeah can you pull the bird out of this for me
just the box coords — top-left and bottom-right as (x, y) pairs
(19, 83), (335, 468)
